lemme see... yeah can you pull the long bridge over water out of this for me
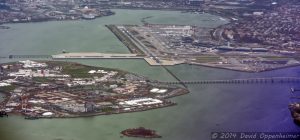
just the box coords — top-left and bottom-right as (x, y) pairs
(155, 77), (300, 85)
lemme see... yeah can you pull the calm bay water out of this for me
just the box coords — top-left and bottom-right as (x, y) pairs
(0, 9), (300, 140)
(0, 9), (225, 57)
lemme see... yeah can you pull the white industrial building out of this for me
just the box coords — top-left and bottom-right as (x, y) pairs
(150, 88), (168, 94)
(19, 60), (47, 68)
(8, 69), (69, 78)
(119, 98), (163, 106)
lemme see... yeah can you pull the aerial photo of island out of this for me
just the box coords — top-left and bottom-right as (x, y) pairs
(0, 60), (188, 119)
(1, 0), (300, 140)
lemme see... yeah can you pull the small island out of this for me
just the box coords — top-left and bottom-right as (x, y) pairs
(121, 127), (162, 138)
(0, 60), (188, 119)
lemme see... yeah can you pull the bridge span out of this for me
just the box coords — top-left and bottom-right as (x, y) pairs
(155, 77), (300, 85)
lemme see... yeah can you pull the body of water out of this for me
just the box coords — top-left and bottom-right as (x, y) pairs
(0, 9), (299, 140)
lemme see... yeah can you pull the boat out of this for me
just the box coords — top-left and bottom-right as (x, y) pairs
(121, 127), (162, 138)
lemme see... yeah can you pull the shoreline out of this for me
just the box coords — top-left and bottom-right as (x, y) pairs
(1, 58), (300, 73)
(22, 102), (178, 120)
(0, 8), (222, 26)
(4, 87), (189, 120)
(0, 11), (115, 26)
(0, 61), (189, 120)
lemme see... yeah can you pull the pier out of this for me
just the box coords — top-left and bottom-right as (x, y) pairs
(155, 77), (300, 85)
